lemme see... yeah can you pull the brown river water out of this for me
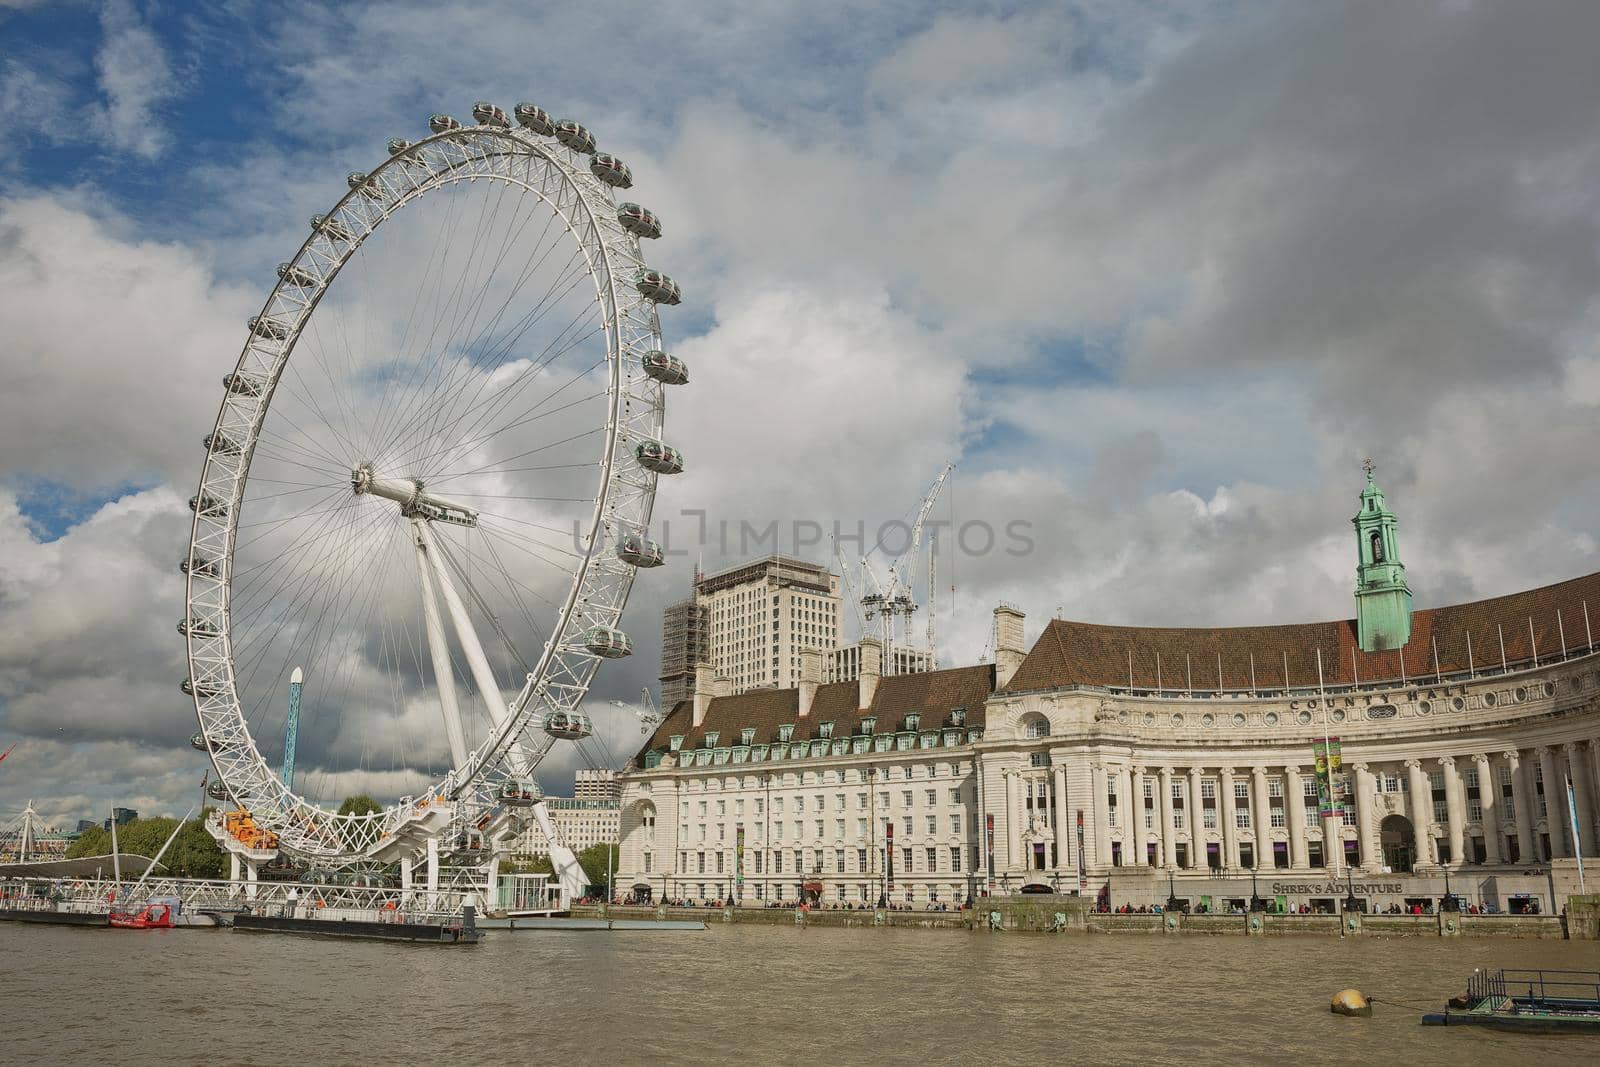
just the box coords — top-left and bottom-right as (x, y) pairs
(2, 922), (1597, 1065)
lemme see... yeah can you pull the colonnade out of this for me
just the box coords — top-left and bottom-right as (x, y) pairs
(995, 739), (1600, 875)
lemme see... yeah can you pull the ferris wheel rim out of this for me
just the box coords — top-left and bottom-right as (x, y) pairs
(181, 118), (673, 859)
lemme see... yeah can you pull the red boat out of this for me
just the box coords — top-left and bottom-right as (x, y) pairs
(109, 901), (176, 929)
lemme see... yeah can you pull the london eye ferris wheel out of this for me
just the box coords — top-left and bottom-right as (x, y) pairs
(180, 101), (687, 862)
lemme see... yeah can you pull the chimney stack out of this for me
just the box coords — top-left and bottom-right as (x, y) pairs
(713, 675), (732, 698)
(993, 604), (1027, 689)
(798, 647), (822, 717)
(858, 636), (882, 710)
(693, 662), (715, 727)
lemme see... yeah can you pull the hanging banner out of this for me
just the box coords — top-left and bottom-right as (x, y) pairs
(735, 825), (745, 888)
(1076, 810), (1087, 889)
(985, 813), (995, 890)
(886, 821), (895, 892)
(1313, 737), (1343, 818)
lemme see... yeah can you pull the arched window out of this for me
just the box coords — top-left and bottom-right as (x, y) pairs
(1024, 715), (1050, 739)
(1369, 530), (1384, 564)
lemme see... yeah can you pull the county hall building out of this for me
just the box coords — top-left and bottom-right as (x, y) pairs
(615, 471), (1598, 914)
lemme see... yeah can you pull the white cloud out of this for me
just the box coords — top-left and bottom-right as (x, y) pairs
(0, 194), (253, 490)
(89, 0), (177, 159)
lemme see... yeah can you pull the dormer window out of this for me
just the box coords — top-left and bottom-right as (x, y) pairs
(904, 713), (920, 731)
(818, 721), (834, 739)
(950, 707), (966, 727)
(704, 731), (719, 748)
(669, 735), (684, 751)
(777, 724), (794, 743)
(860, 716), (876, 735)
(740, 727), (756, 746)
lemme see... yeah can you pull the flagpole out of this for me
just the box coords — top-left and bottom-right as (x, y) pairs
(1317, 649), (1341, 881)
(110, 804), (121, 884)
(1568, 776), (1587, 894)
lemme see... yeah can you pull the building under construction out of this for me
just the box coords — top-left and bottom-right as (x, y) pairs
(658, 597), (709, 706)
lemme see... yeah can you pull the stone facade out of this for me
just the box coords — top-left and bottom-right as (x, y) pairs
(620, 586), (1600, 913)
(618, 477), (1600, 913)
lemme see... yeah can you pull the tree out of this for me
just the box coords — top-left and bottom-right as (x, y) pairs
(338, 794), (381, 817)
(64, 812), (224, 877)
(576, 841), (619, 892)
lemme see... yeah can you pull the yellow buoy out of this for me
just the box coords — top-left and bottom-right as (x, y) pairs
(1330, 989), (1371, 1017)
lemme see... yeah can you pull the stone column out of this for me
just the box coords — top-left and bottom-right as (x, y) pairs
(1251, 766), (1272, 869)
(1506, 750), (1536, 863)
(1285, 765), (1308, 868)
(1538, 747), (1566, 858)
(1130, 766), (1147, 865)
(1004, 769), (1022, 871)
(1565, 742), (1597, 858)
(1119, 765), (1136, 865)
(1439, 756), (1466, 866)
(1405, 759), (1432, 867)
(1353, 762), (1380, 869)
(1187, 766), (1205, 869)
(1157, 767), (1177, 867)
(1473, 755), (1501, 864)
(1219, 767), (1238, 869)
(1091, 764), (1110, 869)
(1053, 763), (1069, 869)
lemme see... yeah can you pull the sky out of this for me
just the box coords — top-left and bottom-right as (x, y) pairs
(3, 0), (1599, 828)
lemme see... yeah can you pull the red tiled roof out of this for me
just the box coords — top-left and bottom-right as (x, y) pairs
(1003, 570), (1600, 694)
(636, 664), (995, 760)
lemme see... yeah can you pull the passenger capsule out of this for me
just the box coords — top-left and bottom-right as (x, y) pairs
(223, 372), (263, 397)
(589, 153), (632, 188)
(190, 731), (211, 752)
(616, 534), (665, 568)
(206, 780), (230, 801)
(189, 494), (228, 517)
(428, 113), (462, 135)
(641, 349), (688, 385)
(582, 626), (632, 659)
(249, 315), (289, 341)
(514, 102), (554, 135)
(472, 101), (510, 127)
(204, 431), (241, 455)
(276, 262), (318, 288)
(634, 439), (684, 475)
(553, 119), (596, 154)
(310, 214), (355, 243)
(181, 677), (222, 698)
(544, 710), (596, 739)
(347, 172), (384, 200)
(177, 618), (220, 638)
(617, 203), (661, 240)
(181, 555), (219, 577)
(499, 778), (543, 805)
(635, 269), (681, 305)
(387, 138), (411, 155)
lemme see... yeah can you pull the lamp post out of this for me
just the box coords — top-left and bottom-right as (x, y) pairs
(965, 870), (975, 909)
(1165, 868), (1182, 912)
(1249, 864), (1267, 913)
(1343, 863), (1360, 914)
(1441, 865), (1460, 912)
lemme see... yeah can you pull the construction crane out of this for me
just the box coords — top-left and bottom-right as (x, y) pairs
(613, 687), (662, 734)
(281, 667), (302, 791)
(852, 464), (954, 676)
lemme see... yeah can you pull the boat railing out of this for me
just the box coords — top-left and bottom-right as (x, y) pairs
(1474, 968), (1600, 1007)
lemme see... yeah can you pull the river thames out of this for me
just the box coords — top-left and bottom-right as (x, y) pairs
(2, 924), (1596, 1064)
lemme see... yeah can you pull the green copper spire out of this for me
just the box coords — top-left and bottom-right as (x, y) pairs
(1352, 459), (1411, 651)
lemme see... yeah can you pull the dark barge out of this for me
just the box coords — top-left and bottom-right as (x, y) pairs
(232, 908), (480, 944)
